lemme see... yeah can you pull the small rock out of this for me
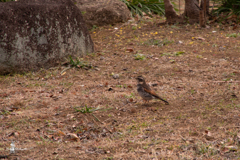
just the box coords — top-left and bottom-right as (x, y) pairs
(177, 41), (183, 44)
(219, 47), (226, 51)
(112, 74), (119, 79)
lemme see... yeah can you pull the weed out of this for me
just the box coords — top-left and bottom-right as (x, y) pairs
(196, 55), (203, 58)
(75, 105), (94, 113)
(120, 0), (165, 17)
(143, 146), (148, 149)
(190, 89), (195, 94)
(223, 78), (231, 81)
(116, 85), (122, 88)
(162, 38), (174, 45)
(171, 24), (180, 29)
(124, 93), (135, 98)
(87, 52), (96, 57)
(61, 56), (91, 75)
(59, 82), (73, 87)
(74, 105), (103, 113)
(91, 25), (98, 31)
(167, 145), (174, 150)
(143, 38), (174, 46)
(0, 110), (10, 115)
(134, 54), (146, 60)
(144, 39), (161, 46)
(198, 144), (208, 154)
(226, 33), (240, 38)
(176, 114), (182, 120)
(103, 157), (113, 160)
(162, 51), (185, 57)
(212, 44), (218, 47)
(207, 126), (211, 130)
(132, 26), (137, 30)
(140, 122), (148, 127)
(175, 51), (185, 56)
(69, 56), (87, 68)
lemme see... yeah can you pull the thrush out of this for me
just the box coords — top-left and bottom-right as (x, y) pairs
(136, 75), (169, 105)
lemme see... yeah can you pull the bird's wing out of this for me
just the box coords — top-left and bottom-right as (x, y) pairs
(143, 87), (160, 98)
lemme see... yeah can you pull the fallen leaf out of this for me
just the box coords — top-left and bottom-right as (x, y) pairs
(65, 133), (79, 142)
(195, 37), (205, 40)
(127, 85), (133, 88)
(126, 48), (134, 52)
(129, 98), (133, 102)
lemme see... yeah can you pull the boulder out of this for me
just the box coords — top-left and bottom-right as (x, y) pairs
(0, 0), (94, 74)
(75, 0), (131, 29)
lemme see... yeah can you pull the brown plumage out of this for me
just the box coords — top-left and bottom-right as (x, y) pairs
(136, 76), (169, 105)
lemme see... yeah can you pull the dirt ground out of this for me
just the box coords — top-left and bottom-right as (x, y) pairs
(1, 16), (240, 159)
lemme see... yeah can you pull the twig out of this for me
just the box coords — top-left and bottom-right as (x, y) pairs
(179, 0), (180, 14)
(103, 127), (112, 134)
(165, 81), (240, 84)
(91, 114), (112, 134)
(180, 135), (187, 142)
(227, 126), (240, 128)
(210, 81), (240, 83)
(91, 113), (103, 124)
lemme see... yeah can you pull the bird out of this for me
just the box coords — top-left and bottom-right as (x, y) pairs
(136, 75), (169, 105)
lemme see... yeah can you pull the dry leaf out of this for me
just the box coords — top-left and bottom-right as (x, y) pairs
(127, 85), (133, 88)
(126, 48), (134, 52)
(129, 98), (133, 102)
(65, 133), (79, 142)
(195, 37), (205, 41)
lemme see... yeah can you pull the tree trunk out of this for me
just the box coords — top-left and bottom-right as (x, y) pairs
(199, 0), (207, 27)
(164, 0), (183, 24)
(199, 9), (206, 27)
(163, 0), (203, 24)
(183, 0), (200, 24)
(200, 0), (210, 15)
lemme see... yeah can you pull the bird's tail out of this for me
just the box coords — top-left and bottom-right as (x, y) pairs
(156, 96), (169, 105)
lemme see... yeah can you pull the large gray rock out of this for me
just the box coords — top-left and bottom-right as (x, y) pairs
(75, 0), (131, 29)
(0, 0), (94, 74)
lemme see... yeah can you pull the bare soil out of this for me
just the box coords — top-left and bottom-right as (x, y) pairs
(1, 16), (240, 159)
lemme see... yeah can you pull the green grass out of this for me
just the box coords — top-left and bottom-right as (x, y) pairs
(120, 0), (166, 17)
(226, 33), (240, 38)
(134, 53), (146, 60)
